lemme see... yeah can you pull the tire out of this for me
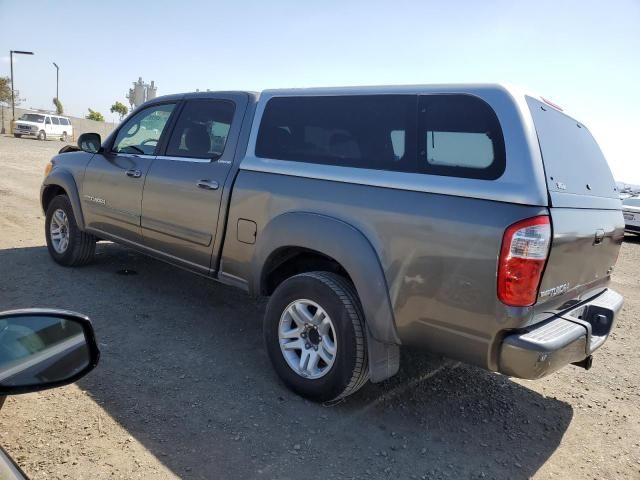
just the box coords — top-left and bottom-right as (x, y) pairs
(37, 130), (46, 141)
(13, 134), (21, 138)
(45, 195), (96, 267)
(61, 132), (68, 142)
(264, 271), (369, 402)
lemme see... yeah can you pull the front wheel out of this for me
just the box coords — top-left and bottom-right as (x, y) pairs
(45, 195), (96, 267)
(264, 272), (369, 402)
(37, 130), (46, 141)
(13, 134), (22, 138)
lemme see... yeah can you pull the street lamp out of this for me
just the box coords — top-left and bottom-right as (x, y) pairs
(10, 50), (34, 122)
(53, 62), (59, 101)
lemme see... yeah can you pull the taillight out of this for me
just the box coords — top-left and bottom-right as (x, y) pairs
(498, 216), (551, 307)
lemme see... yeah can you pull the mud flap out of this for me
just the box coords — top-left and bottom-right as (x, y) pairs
(367, 333), (400, 383)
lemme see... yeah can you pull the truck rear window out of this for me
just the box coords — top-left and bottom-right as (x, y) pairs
(527, 97), (617, 199)
(256, 94), (505, 179)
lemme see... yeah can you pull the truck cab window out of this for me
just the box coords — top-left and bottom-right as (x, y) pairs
(165, 100), (235, 159)
(112, 103), (175, 155)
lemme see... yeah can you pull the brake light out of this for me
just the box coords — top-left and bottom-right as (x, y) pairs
(498, 216), (551, 307)
(541, 97), (564, 111)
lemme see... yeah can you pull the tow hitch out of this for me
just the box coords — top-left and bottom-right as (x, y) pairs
(572, 355), (593, 370)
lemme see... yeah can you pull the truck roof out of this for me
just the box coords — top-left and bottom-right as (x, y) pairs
(146, 83), (572, 117)
(262, 82), (517, 96)
(149, 83), (526, 102)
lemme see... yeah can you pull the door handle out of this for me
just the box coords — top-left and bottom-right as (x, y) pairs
(197, 180), (219, 190)
(126, 169), (142, 178)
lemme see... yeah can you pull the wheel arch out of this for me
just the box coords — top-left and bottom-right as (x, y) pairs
(261, 246), (352, 296)
(41, 170), (85, 230)
(254, 212), (400, 382)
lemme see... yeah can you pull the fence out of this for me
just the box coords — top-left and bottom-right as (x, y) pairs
(1, 105), (117, 141)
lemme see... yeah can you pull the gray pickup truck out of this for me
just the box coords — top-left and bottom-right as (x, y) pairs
(41, 84), (624, 401)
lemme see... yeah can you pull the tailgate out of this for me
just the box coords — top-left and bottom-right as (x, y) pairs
(526, 97), (625, 312)
(538, 207), (624, 311)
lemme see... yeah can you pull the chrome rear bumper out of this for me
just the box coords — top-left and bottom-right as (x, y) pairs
(499, 289), (623, 379)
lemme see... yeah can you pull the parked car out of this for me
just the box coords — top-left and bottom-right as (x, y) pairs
(0, 309), (99, 479)
(622, 196), (640, 234)
(13, 113), (73, 142)
(40, 84), (624, 402)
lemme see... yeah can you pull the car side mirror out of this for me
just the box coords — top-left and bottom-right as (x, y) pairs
(0, 309), (99, 396)
(77, 133), (102, 154)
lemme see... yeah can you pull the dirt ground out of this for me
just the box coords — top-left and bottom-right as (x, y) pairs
(0, 134), (638, 480)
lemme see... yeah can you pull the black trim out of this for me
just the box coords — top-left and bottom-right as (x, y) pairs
(0, 309), (100, 396)
(156, 100), (186, 156)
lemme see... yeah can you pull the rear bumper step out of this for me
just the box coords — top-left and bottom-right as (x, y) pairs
(498, 289), (623, 379)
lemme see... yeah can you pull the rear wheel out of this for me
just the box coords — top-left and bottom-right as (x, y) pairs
(60, 131), (68, 142)
(37, 130), (46, 141)
(264, 271), (369, 402)
(45, 195), (96, 267)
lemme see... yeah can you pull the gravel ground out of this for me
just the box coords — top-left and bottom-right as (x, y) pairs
(0, 134), (638, 480)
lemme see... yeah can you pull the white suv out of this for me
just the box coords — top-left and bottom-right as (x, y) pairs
(14, 113), (73, 141)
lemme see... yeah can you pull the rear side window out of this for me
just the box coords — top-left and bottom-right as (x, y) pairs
(255, 95), (416, 172)
(51, 117), (60, 125)
(59, 118), (69, 126)
(256, 94), (505, 179)
(418, 95), (505, 179)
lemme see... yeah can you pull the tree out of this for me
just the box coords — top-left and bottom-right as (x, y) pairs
(0, 76), (23, 107)
(0, 77), (10, 105)
(86, 108), (105, 122)
(110, 101), (128, 121)
(53, 97), (64, 114)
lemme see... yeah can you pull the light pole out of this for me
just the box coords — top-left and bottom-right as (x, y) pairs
(10, 50), (34, 122)
(53, 62), (59, 101)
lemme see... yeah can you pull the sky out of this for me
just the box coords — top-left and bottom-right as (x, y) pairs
(1, 0), (638, 183)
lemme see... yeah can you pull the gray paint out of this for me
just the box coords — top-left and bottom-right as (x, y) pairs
(41, 84), (625, 384)
(242, 84), (549, 206)
(535, 208), (624, 314)
(222, 170), (549, 371)
(251, 211), (400, 345)
(140, 94), (249, 271)
(82, 151), (156, 244)
(41, 150), (95, 229)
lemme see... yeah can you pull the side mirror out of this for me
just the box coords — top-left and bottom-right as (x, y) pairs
(77, 133), (102, 154)
(0, 309), (99, 396)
